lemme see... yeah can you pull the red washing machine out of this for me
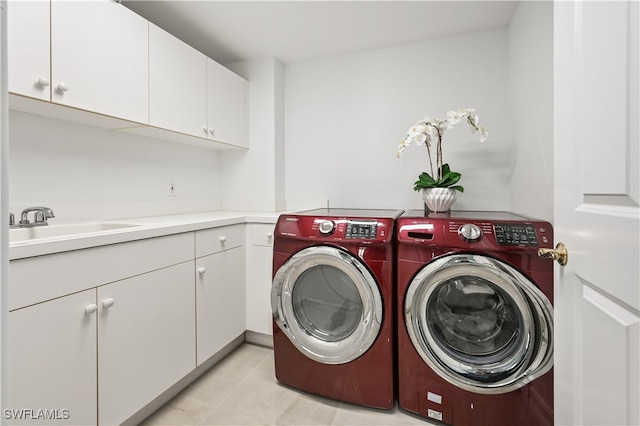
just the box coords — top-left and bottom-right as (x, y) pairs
(396, 210), (554, 426)
(271, 208), (402, 409)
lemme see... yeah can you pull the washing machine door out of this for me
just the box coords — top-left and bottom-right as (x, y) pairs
(405, 253), (553, 394)
(271, 245), (383, 364)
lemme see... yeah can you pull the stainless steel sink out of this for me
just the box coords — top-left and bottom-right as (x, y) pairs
(9, 222), (142, 243)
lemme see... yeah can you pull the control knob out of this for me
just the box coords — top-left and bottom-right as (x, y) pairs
(318, 220), (335, 235)
(458, 223), (483, 243)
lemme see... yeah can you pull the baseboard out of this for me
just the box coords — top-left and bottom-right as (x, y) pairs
(245, 330), (273, 348)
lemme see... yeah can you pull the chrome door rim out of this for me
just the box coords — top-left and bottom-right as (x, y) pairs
(272, 245), (383, 364)
(405, 253), (553, 394)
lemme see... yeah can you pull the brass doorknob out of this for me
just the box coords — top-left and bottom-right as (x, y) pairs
(538, 242), (568, 266)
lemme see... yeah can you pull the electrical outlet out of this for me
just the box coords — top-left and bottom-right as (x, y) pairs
(169, 181), (176, 197)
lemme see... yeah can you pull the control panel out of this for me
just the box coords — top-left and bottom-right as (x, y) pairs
(494, 223), (539, 246)
(345, 220), (378, 239)
(274, 215), (392, 243)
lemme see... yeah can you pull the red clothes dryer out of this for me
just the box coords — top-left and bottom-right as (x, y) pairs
(396, 210), (554, 426)
(271, 208), (401, 409)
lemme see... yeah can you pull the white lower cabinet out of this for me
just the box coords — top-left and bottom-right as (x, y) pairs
(7, 290), (98, 426)
(196, 247), (245, 365)
(246, 223), (275, 336)
(6, 261), (195, 426)
(195, 225), (246, 365)
(97, 261), (196, 426)
(7, 225), (250, 425)
(7, 233), (196, 426)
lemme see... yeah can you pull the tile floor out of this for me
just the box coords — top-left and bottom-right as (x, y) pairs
(141, 343), (436, 426)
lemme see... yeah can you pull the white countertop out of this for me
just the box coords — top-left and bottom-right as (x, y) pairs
(9, 211), (281, 260)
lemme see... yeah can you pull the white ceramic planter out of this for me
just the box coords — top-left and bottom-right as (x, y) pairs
(421, 187), (457, 212)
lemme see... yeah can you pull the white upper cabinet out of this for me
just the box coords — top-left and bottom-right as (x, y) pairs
(149, 23), (208, 138)
(7, 1), (248, 150)
(149, 24), (248, 148)
(8, 0), (148, 123)
(51, 0), (148, 123)
(207, 58), (248, 148)
(7, 0), (51, 101)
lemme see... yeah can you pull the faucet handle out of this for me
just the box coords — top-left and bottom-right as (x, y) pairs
(34, 211), (46, 223)
(19, 207), (55, 226)
(9, 212), (15, 226)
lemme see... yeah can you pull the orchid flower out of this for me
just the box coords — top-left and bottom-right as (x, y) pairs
(396, 108), (488, 192)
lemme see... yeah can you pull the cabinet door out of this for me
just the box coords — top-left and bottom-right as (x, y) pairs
(149, 23), (207, 138)
(246, 224), (275, 335)
(97, 262), (196, 426)
(51, 0), (148, 123)
(246, 245), (274, 335)
(7, 0), (51, 101)
(7, 290), (98, 425)
(196, 247), (246, 365)
(206, 58), (248, 147)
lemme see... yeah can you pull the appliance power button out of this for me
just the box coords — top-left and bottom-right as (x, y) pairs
(458, 223), (483, 243)
(318, 220), (335, 235)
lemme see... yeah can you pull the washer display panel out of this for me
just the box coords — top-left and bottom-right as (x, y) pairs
(405, 254), (553, 394)
(272, 246), (383, 364)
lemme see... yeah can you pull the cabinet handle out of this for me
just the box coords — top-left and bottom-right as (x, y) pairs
(198, 267), (206, 275)
(55, 82), (68, 94)
(202, 125), (208, 135)
(208, 127), (216, 136)
(34, 77), (50, 88)
(219, 236), (227, 243)
(102, 298), (115, 309)
(266, 232), (273, 239)
(85, 304), (98, 315)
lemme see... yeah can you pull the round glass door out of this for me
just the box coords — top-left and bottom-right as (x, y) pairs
(405, 254), (553, 394)
(272, 246), (383, 364)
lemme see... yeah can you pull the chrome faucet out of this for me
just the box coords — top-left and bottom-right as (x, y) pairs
(9, 212), (15, 226)
(18, 207), (55, 227)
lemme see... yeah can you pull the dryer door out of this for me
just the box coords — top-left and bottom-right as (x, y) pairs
(272, 245), (383, 364)
(405, 253), (553, 394)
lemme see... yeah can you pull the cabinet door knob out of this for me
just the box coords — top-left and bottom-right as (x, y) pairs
(85, 304), (98, 315)
(208, 127), (215, 136)
(55, 82), (68, 94)
(35, 77), (50, 88)
(198, 267), (206, 275)
(202, 125), (208, 134)
(266, 232), (273, 239)
(102, 298), (115, 308)
(219, 236), (227, 243)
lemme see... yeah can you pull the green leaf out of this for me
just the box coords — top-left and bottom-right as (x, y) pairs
(413, 172), (437, 191)
(438, 171), (461, 187)
(417, 172), (437, 186)
(451, 185), (464, 193)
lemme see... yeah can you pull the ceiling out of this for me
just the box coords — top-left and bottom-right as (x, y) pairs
(122, 1), (520, 65)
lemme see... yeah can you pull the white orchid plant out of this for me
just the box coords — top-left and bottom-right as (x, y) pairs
(396, 108), (488, 193)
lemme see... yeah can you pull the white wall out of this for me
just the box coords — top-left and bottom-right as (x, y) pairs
(284, 28), (511, 212)
(9, 110), (222, 223)
(508, 1), (554, 222)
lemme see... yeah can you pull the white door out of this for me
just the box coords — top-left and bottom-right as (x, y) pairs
(206, 57), (248, 147)
(554, 2), (639, 425)
(97, 262), (196, 426)
(196, 246), (246, 366)
(148, 23), (207, 138)
(51, 0), (148, 123)
(7, 290), (98, 425)
(7, 0), (50, 101)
